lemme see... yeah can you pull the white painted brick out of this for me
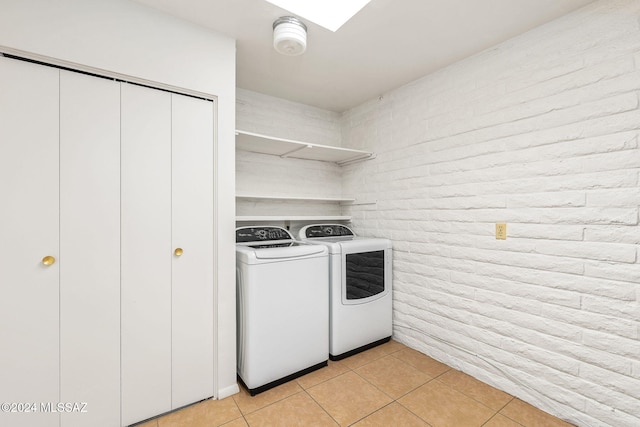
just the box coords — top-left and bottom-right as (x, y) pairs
(584, 399), (640, 427)
(416, 226), (635, 263)
(580, 364), (640, 404)
(476, 355), (586, 414)
(378, 156), (413, 174)
(505, 223), (585, 241)
(470, 302), (583, 343)
(236, 88), (341, 146)
(481, 108), (640, 153)
(546, 369), (640, 421)
(430, 207), (637, 226)
(434, 221), (493, 236)
(513, 239), (636, 263)
(583, 29), (640, 67)
(586, 187), (640, 207)
(236, 199), (343, 217)
(584, 225), (640, 244)
(428, 170), (637, 198)
(416, 221), (584, 243)
(417, 138), (504, 166)
(584, 262), (640, 284)
(476, 56), (636, 116)
(464, 259), (636, 302)
(451, 91), (637, 143)
(585, 226), (640, 245)
(393, 260), (449, 281)
(581, 295), (640, 319)
(452, 245), (585, 274)
(427, 93), (640, 151)
(430, 147), (640, 187)
(582, 329), (640, 360)
(429, 132), (638, 175)
(633, 361), (640, 379)
(506, 192), (585, 208)
(236, 151), (342, 198)
(472, 274), (582, 308)
(505, 58), (586, 94)
(499, 339), (580, 376)
(510, 329), (633, 376)
(421, 195), (507, 210)
(541, 304), (637, 339)
(519, 69), (640, 118)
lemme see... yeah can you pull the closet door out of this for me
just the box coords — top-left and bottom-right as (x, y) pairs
(59, 71), (121, 427)
(121, 83), (172, 425)
(171, 94), (215, 407)
(0, 57), (60, 427)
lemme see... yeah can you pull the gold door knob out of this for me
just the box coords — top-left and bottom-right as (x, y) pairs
(174, 248), (183, 256)
(42, 256), (56, 266)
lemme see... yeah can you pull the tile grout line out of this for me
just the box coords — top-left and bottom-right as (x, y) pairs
(341, 345), (447, 426)
(356, 348), (518, 426)
(380, 350), (455, 424)
(430, 377), (500, 416)
(301, 345), (411, 426)
(481, 407), (526, 427)
(345, 401), (398, 427)
(390, 374), (441, 426)
(433, 372), (517, 418)
(228, 395), (250, 427)
(481, 395), (525, 427)
(301, 387), (342, 426)
(491, 397), (530, 427)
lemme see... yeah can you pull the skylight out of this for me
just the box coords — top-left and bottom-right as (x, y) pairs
(265, 0), (372, 32)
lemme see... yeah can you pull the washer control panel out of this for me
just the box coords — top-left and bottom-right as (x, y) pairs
(236, 226), (294, 243)
(303, 224), (354, 238)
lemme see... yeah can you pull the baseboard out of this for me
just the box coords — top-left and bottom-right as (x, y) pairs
(217, 382), (240, 400)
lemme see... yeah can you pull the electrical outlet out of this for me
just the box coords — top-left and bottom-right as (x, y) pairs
(496, 223), (507, 240)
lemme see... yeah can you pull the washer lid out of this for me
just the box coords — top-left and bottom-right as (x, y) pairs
(254, 244), (326, 259)
(236, 242), (327, 264)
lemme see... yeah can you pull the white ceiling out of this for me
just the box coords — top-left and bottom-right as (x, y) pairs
(136, 0), (596, 112)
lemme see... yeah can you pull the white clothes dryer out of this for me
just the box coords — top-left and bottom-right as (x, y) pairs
(236, 226), (329, 395)
(299, 224), (392, 360)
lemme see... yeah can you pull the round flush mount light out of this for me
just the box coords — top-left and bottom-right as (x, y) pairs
(273, 16), (307, 56)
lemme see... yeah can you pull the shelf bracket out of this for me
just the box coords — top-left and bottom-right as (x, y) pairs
(336, 152), (376, 166)
(281, 144), (312, 158)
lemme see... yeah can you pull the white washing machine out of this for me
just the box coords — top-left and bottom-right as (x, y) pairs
(299, 224), (392, 360)
(236, 226), (329, 395)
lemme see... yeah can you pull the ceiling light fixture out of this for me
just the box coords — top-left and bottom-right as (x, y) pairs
(273, 16), (307, 56)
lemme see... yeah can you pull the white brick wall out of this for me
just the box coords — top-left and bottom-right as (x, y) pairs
(236, 88), (341, 146)
(341, 0), (640, 425)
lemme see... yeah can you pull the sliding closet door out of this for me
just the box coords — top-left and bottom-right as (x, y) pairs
(171, 94), (215, 407)
(0, 57), (60, 427)
(59, 71), (121, 427)
(121, 83), (172, 425)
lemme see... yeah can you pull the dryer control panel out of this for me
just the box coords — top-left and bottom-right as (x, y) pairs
(303, 224), (354, 238)
(236, 226), (293, 243)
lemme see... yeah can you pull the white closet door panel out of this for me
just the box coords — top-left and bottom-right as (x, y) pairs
(171, 94), (215, 407)
(0, 57), (60, 427)
(121, 83), (172, 425)
(59, 71), (120, 427)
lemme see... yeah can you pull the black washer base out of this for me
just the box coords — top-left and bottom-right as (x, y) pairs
(239, 360), (328, 396)
(329, 336), (392, 361)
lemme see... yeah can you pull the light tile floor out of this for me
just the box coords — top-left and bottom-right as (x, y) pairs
(139, 340), (575, 427)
